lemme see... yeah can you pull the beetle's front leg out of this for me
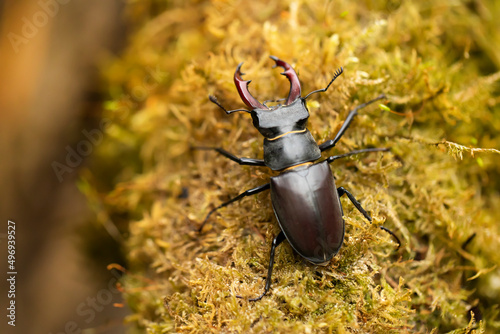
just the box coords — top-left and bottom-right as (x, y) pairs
(319, 94), (386, 152)
(192, 146), (266, 166)
(337, 187), (371, 221)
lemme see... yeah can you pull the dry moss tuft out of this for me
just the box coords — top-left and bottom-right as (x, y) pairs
(81, 0), (500, 332)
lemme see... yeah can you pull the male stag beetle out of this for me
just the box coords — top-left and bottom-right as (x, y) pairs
(195, 56), (400, 301)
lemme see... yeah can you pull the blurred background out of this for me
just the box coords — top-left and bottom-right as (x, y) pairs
(0, 0), (129, 333)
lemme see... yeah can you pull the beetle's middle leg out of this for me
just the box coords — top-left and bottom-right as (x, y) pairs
(319, 94), (386, 152)
(198, 183), (270, 232)
(337, 187), (401, 249)
(325, 147), (390, 164)
(237, 231), (286, 301)
(192, 146), (266, 166)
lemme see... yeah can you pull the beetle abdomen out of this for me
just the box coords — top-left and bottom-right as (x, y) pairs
(270, 161), (344, 264)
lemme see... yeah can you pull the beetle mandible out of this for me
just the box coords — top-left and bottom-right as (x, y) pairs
(196, 56), (399, 301)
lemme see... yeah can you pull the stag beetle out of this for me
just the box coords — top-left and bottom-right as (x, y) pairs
(195, 56), (399, 301)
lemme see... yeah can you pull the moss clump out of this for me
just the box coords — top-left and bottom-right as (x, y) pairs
(82, 0), (500, 332)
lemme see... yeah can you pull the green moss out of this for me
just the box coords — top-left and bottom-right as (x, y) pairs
(82, 0), (500, 332)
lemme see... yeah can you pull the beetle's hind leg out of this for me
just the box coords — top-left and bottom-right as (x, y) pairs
(337, 187), (400, 250)
(198, 183), (270, 232)
(191, 146), (266, 166)
(237, 231), (286, 301)
(379, 226), (401, 250)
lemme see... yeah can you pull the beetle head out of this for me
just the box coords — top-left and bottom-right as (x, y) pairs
(234, 56), (302, 110)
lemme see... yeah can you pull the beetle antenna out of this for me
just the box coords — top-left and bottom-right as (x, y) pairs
(209, 95), (251, 114)
(303, 67), (344, 100)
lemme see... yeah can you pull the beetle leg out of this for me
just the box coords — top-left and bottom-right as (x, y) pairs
(198, 183), (270, 232)
(237, 231), (286, 301)
(319, 94), (386, 152)
(337, 187), (372, 222)
(191, 146), (266, 166)
(326, 148), (390, 164)
(461, 233), (476, 251)
(379, 226), (401, 250)
(338, 187), (401, 250)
